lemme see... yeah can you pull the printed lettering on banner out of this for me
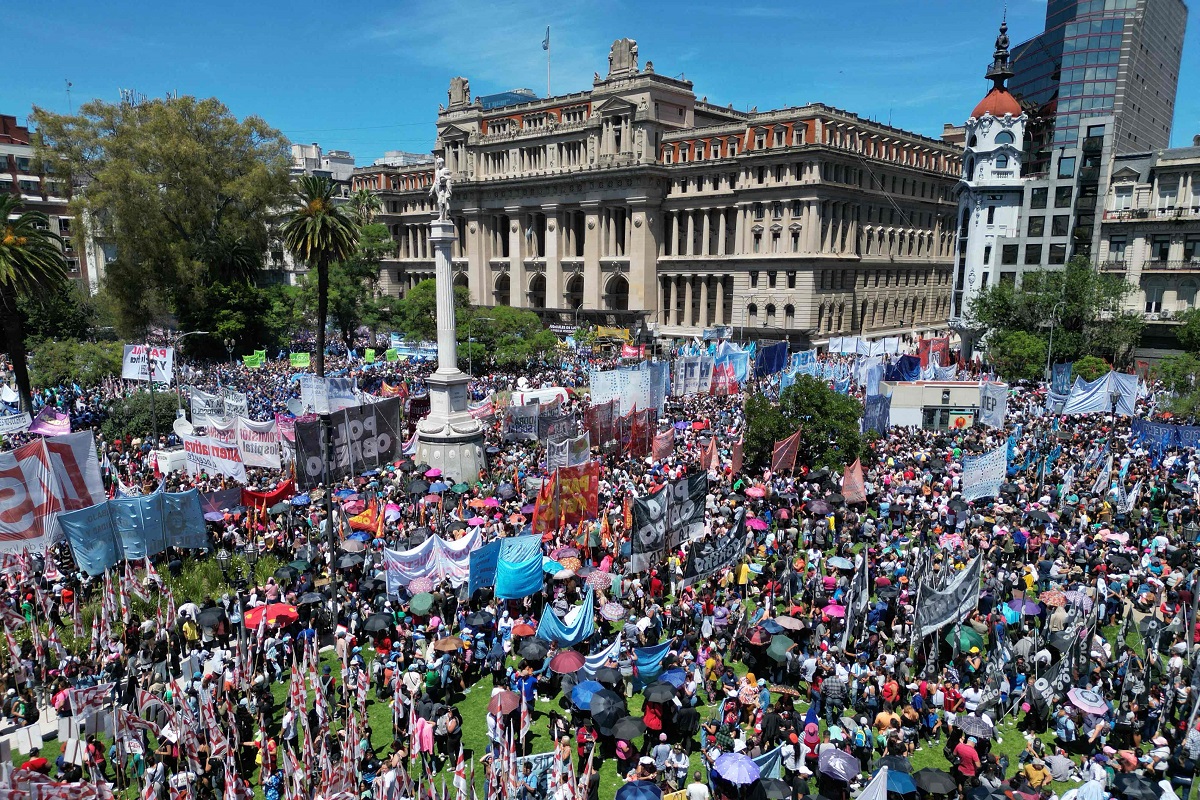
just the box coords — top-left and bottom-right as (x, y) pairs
(121, 345), (174, 383)
(236, 418), (282, 469)
(293, 399), (401, 489)
(961, 445), (1006, 501)
(182, 434), (248, 483)
(630, 473), (707, 572)
(680, 507), (747, 587)
(978, 382), (1008, 428)
(913, 555), (983, 638)
(189, 389), (225, 427)
(0, 412), (32, 436)
(0, 431), (106, 554)
(221, 389), (249, 419)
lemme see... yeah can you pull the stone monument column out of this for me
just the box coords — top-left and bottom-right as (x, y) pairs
(415, 161), (486, 484)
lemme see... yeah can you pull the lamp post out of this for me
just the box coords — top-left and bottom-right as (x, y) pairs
(215, 546), (251, 658)
(172, 330), (208, 412)
(466, 316), (494, 377)
(1044, 300), (1066, 382)
(224, 338), (236, 366)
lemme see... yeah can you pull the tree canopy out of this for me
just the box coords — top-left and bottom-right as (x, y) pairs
(31, 96), (291, 336)
(744, 376), (863, 472)
(969, 256), (1142, 371)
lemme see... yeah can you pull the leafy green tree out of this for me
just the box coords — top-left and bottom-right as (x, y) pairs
(969, 256), (1142, 367)
(1157, 352), (1200, 416)
(0, 195), (70, 412)
(1073, 355), (1111, 382)
(281, 176), (358, 377)
(31, 97), (291, 336)
(29, 339), (123, 388)
(392, 279), (470, 342)
(297, 222), (391, 350)
(744, 375), (863, 472)
(1174, 308), (1200, 354)
(100, 391), (180, 441)
(985, 329), (1047, 383)
(459, 305), (559, 369)
(18, 279), (102, 344)
(347, 188), (383, 225)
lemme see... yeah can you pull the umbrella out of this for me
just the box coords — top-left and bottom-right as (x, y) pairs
(589, 689), (625, 732)
(586, 571), (614, 590)
(512, 623), (536, 637)
(767, 635), (797, 663)
(468, 516), (487, 526)
(468, 498), (489, 509)
(945, 627), (985, 653)
(407, 577), (435, 594)
(877, 755), (913, 775)
(1025, 509), (1052, 522)
(487, 690), (520, 714)
(600, 602), (627, 621)
(463, 611), (494, 628)
(594, 666), (621, 686)
(1039, 590), (1066, 607)
(268, 501), (291, 515)
(550, 650), (586, 674)
(822, 604), (846, 618)
(429, 481), (450, 493)
(287, 559), (311, 572)
(913, 768), (956, 795)
(335, 553), (364, 570)
(340, 539), (367, 553)
(745, 627), (773, 646)
(746, 517), (769, 531)
(409, 593), (434, 615)
(642, 682), (676, 703)
(572, 680), (606, 709)
(1107, 553), (1133, 572)
(433, 636), (464, 652)
(1065, 591), (1094, 612)
(1112, 774), (1160, 800)
(290, 494), (310, 506)
(967, 788), (1010, 800)
(659, 669), (688, 688)
(761, 779), (791, 800)
(421, 494), (442, 505)
(551, 546), (581, 559)
(196, 607), (226, 628)
(714, 753), (760, 785)
(611, 716), (647, 742)
(425, 468), (441, 478)
(1067, 687), (1108, 715)
(203, 511), (225, 522)
(818, 749), (860, 783)
(887, 771), (917, 795)
(451, 483), (470, 494)
(363, 613), (395, 634)
(827, 556), (854, 570)
(774, 616), (804, 631)
(615, 781), (661, 800)
(243, 603), (299, 628)
(807, 500), (831, 515)
(744, 486), (766, 498)
(1006, 598), (1041, 615)
(407, 479), (430, 495)
(758, 618), (785, 635)
(273, 565), (299, 582)
(957, 714), (994, 740)
(519, 639), (550, 661)
(483, 498), (500, 508)
(297, 592), (324, 605)
(559, 556), (583, 572)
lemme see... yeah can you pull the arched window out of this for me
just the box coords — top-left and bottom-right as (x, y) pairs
(784, 304), (795, 328)
(565, 274), (584, 309)
(968, 134), (978, 148)
(495, 274), (511, 306)
(994, 130), (1014, 145)
(528, 273), (546, 308)
(765, 304), (776, 325)
(964, 156), (974, 177)
(604, 274), (628, 311)
(995, 154), (1009, 169)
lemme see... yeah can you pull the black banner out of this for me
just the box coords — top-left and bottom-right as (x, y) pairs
(913, 555), (982, 638)
(538, 409), (577, 442)
(630, 474), (707, 572)
(504, 405), (539, 442)
(680, 508), (747, 588)
(294, 398), (403, 489)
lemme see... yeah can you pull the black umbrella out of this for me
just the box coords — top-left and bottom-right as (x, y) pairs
(967, 787), (1010, 800)
(274, 565), (299, 582)
(1107, 553), (1133, 572)
(1025, 509), (1052, 523)
(589, 689), (626, 733)
(519, 638), (550, 661)
(197, 607), (226, 628)
(407, 479), (430, 495)
(912, 768), (956, 795)
(876, 755), (913, 774)
(335, 553), (364, 570)
(1000, 483), (1020, 495)
(363, 613), (395, 634)
(956, 714), (993, 741)
(594, 666), (622, 686)
(642, 682), (676, 703)
(361, 577), (386, 593)
(611, 716), (647, 741)
(447, 520), (467, 533)
(464, 611), (495, 628)
(760, 779), (791, 800)
(827, 493), (845, 504)
(297, 592), (324, 605)
(1113, 774), (1160, 800)
(949, 499), (969, 513)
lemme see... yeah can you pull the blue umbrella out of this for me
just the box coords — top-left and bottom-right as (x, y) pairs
(290, 494), (310, 506)
(430, 481), (450, 493)
(659, 668), (688, 688)
(571, 680), (604, 710)
(334, 488), (356, 499)
(714, 753), (760, 785)
(348, 530), (371, 542)
(615, 782), (661, 800)
(758, 618), (785, 634)
(543, 558), (565, 574)
(886, 770), (917, 795)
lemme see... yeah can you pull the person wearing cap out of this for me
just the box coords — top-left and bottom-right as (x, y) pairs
(952, 735), (982, 790)
(666, 743), (689, 789)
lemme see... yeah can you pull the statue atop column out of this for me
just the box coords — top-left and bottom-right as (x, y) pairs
(429, 155), (452, 221)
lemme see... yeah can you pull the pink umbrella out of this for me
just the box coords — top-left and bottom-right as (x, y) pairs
(425, 468), (442, 478)
(468, 516), (487, 526)
(407, 577), (435, 594)
(745, 486), (766, 498)
(745, 517), (768, 531)
(483, 498), (500, 508)
(342, 500), (366, 515)
(384, 503), (402, 522)
(822, 604), (846, 618)
(421, 494), (442, 504)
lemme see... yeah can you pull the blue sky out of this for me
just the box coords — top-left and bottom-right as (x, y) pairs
(5, 0), (1198, 164)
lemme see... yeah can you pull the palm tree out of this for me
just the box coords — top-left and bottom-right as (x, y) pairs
(0, 195), (69, 413)
(347, 187), (382, 226)
(280, 176), (358, 377)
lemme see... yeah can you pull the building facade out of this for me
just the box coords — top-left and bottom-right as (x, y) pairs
(0, 114), (90, 290)
(352, 39), (962, 343)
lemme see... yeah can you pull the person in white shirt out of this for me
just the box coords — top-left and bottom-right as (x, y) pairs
(686, 773), (710, 800)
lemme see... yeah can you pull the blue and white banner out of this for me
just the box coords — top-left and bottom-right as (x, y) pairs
(1063, 371), (1138, 416)
(862, 394), (891, 434)
(961, 445), (1007, 501)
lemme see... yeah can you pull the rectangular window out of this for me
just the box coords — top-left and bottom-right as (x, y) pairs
(1058, 156), (1076, 178)
(1030, 188), (1048, 209)
(768, 271), (777, 287)
(1086, 124), (1106, 137)
(1052, 215), (1070, 236)
(753, 203), (764, 220)
(1112, 186), (1133, 210)
(984, 245), (992, 265)
(1001, 244), (1018, 264)
(750, 271), (759, 288)
(1025, 244), (1043, 265)
(787, 271), (797, 288)
(987, 206), (996, 225)
(1159, 180), (1178, 210)
(1184, 236), (1200, 262)
(1028, 216), (1045, 237)
(1049, 243), (1067, 264)
(790, 231), (800, 253)
(1153, 236), (1171, 261)
(1109, 236), (1128, 262)
(772, 201), (783, 219)
(1055, 186), (1074, 208)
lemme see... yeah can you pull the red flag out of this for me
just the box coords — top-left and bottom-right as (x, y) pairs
(651, 427), (674, 462)
(770, 429), (802, 474)
(917, 338), (932, 368)
(704, 436), (719, 472)
(731, 436), (744, 475)
(842, 458), (866, 504)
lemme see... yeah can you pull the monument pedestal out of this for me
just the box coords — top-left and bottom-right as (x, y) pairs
(414, 218), (486, 484)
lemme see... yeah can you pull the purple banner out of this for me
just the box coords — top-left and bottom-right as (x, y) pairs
(28, 407), (71, 436)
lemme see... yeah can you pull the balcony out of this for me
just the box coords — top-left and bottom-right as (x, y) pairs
(1143, 260), (1200, 271)
(1099, 260), (1127, 271)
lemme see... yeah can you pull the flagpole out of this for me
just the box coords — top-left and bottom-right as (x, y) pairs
(544, 26), (551, 97)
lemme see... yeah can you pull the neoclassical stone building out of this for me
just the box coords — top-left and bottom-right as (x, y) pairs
(352, 39), (963, 342)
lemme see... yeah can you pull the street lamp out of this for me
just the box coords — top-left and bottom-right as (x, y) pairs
(224, 338), (236, 365)
(1044, 300), (1066, 382)
(172, 330), (208, 412)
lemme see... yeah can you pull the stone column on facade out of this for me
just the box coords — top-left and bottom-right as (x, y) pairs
(627, 202), (657, 314)
(506, 207), (524, 308)
(685, 211), (695, 257)
(668, 212), (679, 256)
(544, 205), (561, 310)
(717, 209), (727, 256)
(684, 275), (694, 328)
(582, 201), (602, 309)
(699, 276), (710, 328)
(701, 210), (711, 257)
(463, 208), (487, 307)
(807, 201), (820, 253)
(674, 275), (685, 326)
(661, 277), (670, 325)
(715, 276), (726, 325)
(734, 205), (745, 256)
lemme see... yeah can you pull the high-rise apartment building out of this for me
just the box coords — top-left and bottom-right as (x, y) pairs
(1010, 0), (1187, 175)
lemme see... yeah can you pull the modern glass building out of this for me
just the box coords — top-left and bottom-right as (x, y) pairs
(1010, 0), (1187, 175)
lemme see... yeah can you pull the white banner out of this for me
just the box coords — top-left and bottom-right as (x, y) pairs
(182, 435), (247, 483)
(121, 345), (174, 383)
(299, 376), (357, 415)
(236, 418), (281, 470)
(222, 389), (248, 419)
(961, 445), (1007, 502)
(206, 416), (238, 447)
(188, 388), (225, 427)
(382, 528), (481, 592)
(978, 382), (1008, 428)
(0, 412), (32, 436)
(0, 431), (106, 553)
